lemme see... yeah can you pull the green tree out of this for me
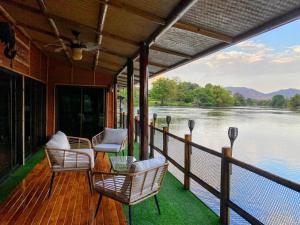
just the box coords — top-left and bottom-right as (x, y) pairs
(288, 94), (300, 109)
(209, 85), (234, 106)
(192, 87), (216, 107)
(271, 95), (286, 108)
(234, 93), (246, 106)
(176, 81), (199, 103)
(150, 78), (176, 105)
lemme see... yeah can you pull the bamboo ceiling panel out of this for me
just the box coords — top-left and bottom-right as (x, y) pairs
(119, 0), (181, 18)
(154, 27), (221, 56)
(1, 2), (50, 30)
(13, 0), (40, 10)
(45, 0), (100, 28)
(149, 49), (185, 67)
(181, 0), (300, 37)
(98, 52), (126, 66)
(101, 37), (137, 59)
(104, 7), (159, 43)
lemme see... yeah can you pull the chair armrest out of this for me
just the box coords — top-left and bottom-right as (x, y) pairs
(92, 131), (104, 147)
(68, 136), (91, 149)
(120, 136), (128, 150)
(45, 148), (94, 170)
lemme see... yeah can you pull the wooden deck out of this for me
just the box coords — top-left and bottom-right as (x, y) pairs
(0, 153), (127, 225)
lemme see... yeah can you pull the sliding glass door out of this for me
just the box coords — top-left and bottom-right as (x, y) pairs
(0, 69), (22, 181)
(56, 86), (106, 138)
(25, 78), (46, 157)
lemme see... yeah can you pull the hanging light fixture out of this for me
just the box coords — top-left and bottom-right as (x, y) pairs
(72, 47), (83, 61)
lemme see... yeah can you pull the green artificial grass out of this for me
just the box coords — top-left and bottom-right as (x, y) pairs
(0, 149), (45, 203)
(122, 144), (220, 225)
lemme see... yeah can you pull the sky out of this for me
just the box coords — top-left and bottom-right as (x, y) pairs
(162, 19), (300, 93)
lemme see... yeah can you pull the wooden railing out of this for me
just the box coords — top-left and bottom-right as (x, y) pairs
(134, 117), (300, 225)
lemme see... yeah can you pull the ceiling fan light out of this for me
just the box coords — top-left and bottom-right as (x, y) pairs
(72, 48), (82, 60)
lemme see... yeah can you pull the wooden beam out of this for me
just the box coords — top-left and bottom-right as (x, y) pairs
(113, 76), (118, 128)
(16, 22), (71, 42)
(139, 42), (149, 160)
(96, 0), (165, 25)
(150, 45), (193, 59)
(116, 0), (198, 77)
(36, 0), (71, 62)
(126, 58), (134, 156)
(2, 0), (140, 47)
(94, 2), (108, 70)
(173, 22), (233, 43)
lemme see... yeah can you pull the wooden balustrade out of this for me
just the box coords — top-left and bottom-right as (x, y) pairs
(133, 117), (300, 225)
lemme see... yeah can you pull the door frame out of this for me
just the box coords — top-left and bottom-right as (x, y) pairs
(54, 84), (107, 136)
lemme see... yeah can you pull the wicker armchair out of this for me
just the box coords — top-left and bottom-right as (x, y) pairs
(93, 157), (168, 225)
(45, 132), (94, 197)
(92, 128), (127, 158)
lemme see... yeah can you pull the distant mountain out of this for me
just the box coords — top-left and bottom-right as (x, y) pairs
(226, 87), (300, 100)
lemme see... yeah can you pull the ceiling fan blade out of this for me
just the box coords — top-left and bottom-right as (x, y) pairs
(83, 42), (99, 51)
(54, 47), (64, 53)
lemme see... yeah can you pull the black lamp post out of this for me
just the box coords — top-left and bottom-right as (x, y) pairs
(188, 120), (195, 135)
(153, 113), (157, 127)
(228, 127), (238, 149)
(166, 115), (171, 128)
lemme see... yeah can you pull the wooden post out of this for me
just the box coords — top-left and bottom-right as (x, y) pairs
(127, 58), (134, 156)
(163, 127), (169, 157)
(184, 134), (192, 190)
(134, 116), (138, 142)
(122, 112), (126, 128)
(113, 76), (118, 128)
(139, 42), (149, 160)
(119, 111), (122, 128)
(220, 147), (232, 225)
(149, 122), (154, 158)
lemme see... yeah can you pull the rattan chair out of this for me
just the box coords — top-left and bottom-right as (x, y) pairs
(93, 158), (168, 225)
(45, 134), (94, 197)
(92, 128), (127, 158)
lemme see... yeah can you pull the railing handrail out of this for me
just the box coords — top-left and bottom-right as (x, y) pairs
(228, 157), (300, 192)
(134, 116), (300, 225)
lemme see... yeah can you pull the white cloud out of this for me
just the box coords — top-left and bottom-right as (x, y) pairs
(165, 41), (300, 93)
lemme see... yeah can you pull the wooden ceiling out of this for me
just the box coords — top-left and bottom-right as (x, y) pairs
(1, 0), (300, 87)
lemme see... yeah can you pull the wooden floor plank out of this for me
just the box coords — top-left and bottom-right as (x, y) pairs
(0, 154), (127, 225)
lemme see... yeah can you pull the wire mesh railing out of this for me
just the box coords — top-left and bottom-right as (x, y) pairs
(133, 117), (300, 225)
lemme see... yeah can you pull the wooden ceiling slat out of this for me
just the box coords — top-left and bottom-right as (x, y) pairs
(36, 0), (71, 62)
(150, 45), (192, 59)
(174, 21), (233, 43)
(97, 0), (165, 25)
(94, 3), (108, 70)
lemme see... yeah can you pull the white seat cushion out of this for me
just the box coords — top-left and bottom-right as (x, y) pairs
(94, 144), (121, 153)
(46, 131), (71, 165)
(131, 156), (166, 172)
(54, 149), (94, 169)
(46, 131), (70, 150)
(102, 128), (127, 145)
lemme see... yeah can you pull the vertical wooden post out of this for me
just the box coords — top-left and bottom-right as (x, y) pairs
(127, 58), (134, 156)
(139, 42), (149, 160)
(113, 76), (118, 128)
(119, 111), (122, 128)
(220, 147), (232, 225)
(184, 134), (192, 190)
(122, 112), (126, 128)
(134, 116), (138, 142)
(163, 127), (169, 157)
(149, 122), (154, 158)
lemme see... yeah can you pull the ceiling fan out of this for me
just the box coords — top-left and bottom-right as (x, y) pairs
(45, 30), (99, 60)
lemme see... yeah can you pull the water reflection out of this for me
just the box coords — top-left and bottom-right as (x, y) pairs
(150, 106), (300, 183)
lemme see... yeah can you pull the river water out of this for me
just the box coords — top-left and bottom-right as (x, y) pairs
(148, 106), (300, 225)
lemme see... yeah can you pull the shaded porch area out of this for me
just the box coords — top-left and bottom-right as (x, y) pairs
(0, 145), (219, 225)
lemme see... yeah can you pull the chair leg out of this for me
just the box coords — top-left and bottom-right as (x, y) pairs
(128, 205), (133, 225)
(154, 195), (161, 215)
(87, 170), (93, 195)
(94, 194), (102, 218)
(48, 172), (55, 198)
